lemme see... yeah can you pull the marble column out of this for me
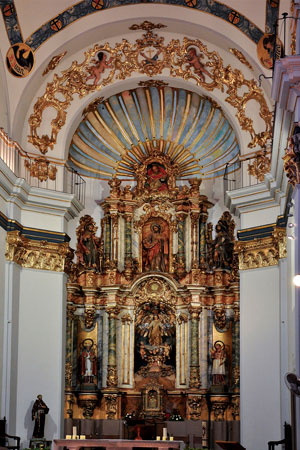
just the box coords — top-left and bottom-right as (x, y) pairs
(104, 216), (111, 262)
(191, 213), (200, 269)
(107, 308), (118, 387)
(231, 304), (240, 391)
(189, 307), (201, 388)
(199, 213), (207, 268)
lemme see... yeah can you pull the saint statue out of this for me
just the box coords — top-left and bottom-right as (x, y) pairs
(145, 163), (168, 192)
(32, 395), (49, 438)
(210, 341), (226, 385)
(79, 338), (97, 383)
(148, 314), (163, 346)
(76, 215), (100, 270)
(143, 223), (169, 272)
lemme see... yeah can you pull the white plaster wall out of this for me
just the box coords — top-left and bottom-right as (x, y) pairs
(0, 227), (6, 414)
(13, 269), (67, 445)
(240, 205), (281, 229)
(240, 266), (281, 450)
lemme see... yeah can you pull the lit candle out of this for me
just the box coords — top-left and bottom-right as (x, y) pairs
(65, 435), (72, 440)
(170, 436), (174, 441)
(156, 436), (160, 440)
(80, 435), (86, 440)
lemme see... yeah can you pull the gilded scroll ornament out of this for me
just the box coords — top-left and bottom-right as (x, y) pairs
(188, 396), (202, 420)
(230, 395), (240, 420)
(283, 134), (300, 186)
(24, 156), (57, 182)
(247, 151), (271, 181)
(211, 398), (229, 421)
(229, 48), (254, 71)
(104, 394), (118, 419)
(138, 79), (169, 88)
(28, 26), (272, 155)
(235, 227), (286, 270)
(6, 230), (70, 272)
(42, 51), (67, 76)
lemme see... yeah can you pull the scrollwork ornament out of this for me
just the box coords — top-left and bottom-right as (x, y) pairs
(107, 365), (118, 387)
(84, 304), (96, 329)
(188, 396), (202, 420)
(82, 400), (97, 419)
(211, 401), (228, 421)
(231, 395), (240, 420)
(28, 29), (272, 156)
(104, 394), (118, 419)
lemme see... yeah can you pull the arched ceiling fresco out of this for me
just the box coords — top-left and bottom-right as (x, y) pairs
(68, 86), (239, 179)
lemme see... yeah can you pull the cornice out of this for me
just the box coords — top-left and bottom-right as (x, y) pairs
(235, 226), (286, 270)
(5, 230), (72, 272)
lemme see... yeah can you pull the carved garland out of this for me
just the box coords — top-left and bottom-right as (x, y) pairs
(28, 25), (272, 155)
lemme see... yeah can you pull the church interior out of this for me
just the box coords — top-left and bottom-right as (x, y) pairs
(0, 1), (300, 449)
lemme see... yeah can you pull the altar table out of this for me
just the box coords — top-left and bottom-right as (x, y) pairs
(53, 439), (185, 450)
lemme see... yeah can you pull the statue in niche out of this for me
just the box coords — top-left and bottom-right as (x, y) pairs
(79, 338), (97, 383)
(145, 162), (168, 192)
(76, 215), (100, 270)
(213, 212), (235, 269)
(142, 221), (169, 272)
(135, 301), (175, 373)
(32, 394), (49, 438)
(148, 390), (158, 408)
(210, 340), (227, 385)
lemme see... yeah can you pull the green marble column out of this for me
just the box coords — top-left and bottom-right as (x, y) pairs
(177, 217), (185, 258)
(189, 307), (201, 388)
(199, 214), (207, 267)
(104, 216), (111, 261)
(124, 214), (132, 259)
(232, 305), (240, 391)
(107, 308), (118, 387)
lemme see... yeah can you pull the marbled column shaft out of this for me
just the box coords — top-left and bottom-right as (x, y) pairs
(232, 307), (240, 389)
(177, 218), (185, 257)
(124, 216), (132, 259)
(189, 308), (201, 387)
(108, 315), (117, 366)
(199, 215), (207, 266)
(104, 216), (111, 260)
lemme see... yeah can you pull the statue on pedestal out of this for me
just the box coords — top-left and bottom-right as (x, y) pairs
(32, 395), (49, 438)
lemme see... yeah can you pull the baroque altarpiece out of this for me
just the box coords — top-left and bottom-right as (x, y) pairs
(65, 150), (240, 439)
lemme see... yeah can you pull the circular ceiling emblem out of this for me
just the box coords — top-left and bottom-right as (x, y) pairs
(6, 43), (34, 77)
(228, 11), (240, 25)
(184, 0), (197, 7)
(257, 33), (283, 69)
(3, 4), (15, 16)
(91, 0), (104, 9)
(50, 17), (63, 32)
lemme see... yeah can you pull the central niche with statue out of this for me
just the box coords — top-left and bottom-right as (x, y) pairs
(64, 149), (240, 445)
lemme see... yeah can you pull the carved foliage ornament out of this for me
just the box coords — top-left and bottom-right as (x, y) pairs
(28, 26), (272, 155)
(134, 277), (177, 306)
(24, 156), (57, 182)
(6, 230), (71, 272)
(283, 134), (300, 187)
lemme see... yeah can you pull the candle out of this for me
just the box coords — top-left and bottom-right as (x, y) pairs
(163, 427), (167, 438)
(72, 435), (76, 440)
(80, 435), (86, 440)
(156, 436), (160, 440)
(162, 436), (167, 441)
(170, 436), (174, 441)
(65, 435), (72, 440)
(72, 427), (77, 436)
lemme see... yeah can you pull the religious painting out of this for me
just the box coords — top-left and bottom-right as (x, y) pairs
(142, 218), (169, 272)
(145, 162), (168, 192)
(257, 33), (283, 69)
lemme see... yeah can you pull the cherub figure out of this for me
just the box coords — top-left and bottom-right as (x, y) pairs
(186, 47), (211, 82)
(86, 51), (113, 86)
